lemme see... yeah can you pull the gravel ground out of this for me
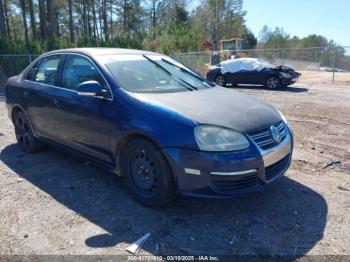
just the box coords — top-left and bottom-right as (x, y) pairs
(0, 83), (349, 257)
(298, 71), (350, 85)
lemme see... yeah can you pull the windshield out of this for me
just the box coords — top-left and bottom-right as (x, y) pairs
(98, 54), (213, 93)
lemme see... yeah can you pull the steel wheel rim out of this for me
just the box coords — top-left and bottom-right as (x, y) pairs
(216, 75), (225, 86)
(267, 77), (279, 89)
(128, 149), (158, 198)
(15, 115), (30, 149)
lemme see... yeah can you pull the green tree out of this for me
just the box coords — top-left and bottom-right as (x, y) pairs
(0, 0), (7, 39)
(192, 0), (246, 50)
(243, 28), (257, 49)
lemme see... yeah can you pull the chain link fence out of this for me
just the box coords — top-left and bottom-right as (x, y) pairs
(173, 46), (350, 85)
(1, 48), (350, 88)
(0, 54), (39, 88)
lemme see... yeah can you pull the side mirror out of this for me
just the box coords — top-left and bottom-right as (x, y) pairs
(77, 80), (106, 98)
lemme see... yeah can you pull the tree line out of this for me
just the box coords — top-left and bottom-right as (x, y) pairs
(0, 0), (256, 54)
(0, 0), (348, 70)
(258, 26), (350, 70)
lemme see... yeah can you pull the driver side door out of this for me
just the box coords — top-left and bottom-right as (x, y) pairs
(52, 54), (117, 164)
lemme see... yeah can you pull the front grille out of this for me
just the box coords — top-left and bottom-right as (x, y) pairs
(265, 154), (291, 181)
(248, 121), (288, 150)
(211, 171), (258, 193)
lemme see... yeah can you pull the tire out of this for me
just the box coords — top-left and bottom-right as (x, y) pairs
(265, 76), (281, 89)
(121, 138), (176, 207)
(13, 111), (44, 153)
(215, 74), (226, 87)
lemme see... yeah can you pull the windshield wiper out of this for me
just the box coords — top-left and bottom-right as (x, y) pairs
(161, 58), (215, 87)
(143, 55), (197, 91)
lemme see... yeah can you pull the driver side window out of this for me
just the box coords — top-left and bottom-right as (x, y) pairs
(61, 55), (110, 97)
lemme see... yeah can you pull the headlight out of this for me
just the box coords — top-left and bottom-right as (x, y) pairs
(277, 109), (288, 124)
(280, 72), (292, 78)
(194, 125), (250, 152)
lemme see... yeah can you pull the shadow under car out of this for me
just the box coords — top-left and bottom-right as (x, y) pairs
(228, 84), (309, 93)
(0, 143), (327, 257)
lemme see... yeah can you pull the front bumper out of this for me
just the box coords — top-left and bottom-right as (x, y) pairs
(162, 126), (293, 199)
(281, 72), (301, 86)
(281, 77), (297, 86)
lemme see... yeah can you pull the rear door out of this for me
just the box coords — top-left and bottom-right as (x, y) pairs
(235, 61), (256, 84)
(222, 61), (242, 84)
(51, 54), (116, 164)
(24, 54), (63, 139)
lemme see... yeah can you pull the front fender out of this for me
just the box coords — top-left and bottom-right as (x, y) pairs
(113, 91), (199, 150)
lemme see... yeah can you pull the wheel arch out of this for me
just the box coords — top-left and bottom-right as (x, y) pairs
(114, 132), (179, 187)
(116, 132), (162, 153)
(11, 104), (38, 137)
(11, 104), (25, 121)
(265, 74), (281, 88)
(266, 73), (277, 80)
(10, 105), (24, 120)
(215, 72), (228, 86)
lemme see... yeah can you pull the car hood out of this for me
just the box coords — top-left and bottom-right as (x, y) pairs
(131, 87), (281, 133)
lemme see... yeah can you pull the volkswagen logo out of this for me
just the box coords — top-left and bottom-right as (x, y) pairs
(270, 125), (281, 143)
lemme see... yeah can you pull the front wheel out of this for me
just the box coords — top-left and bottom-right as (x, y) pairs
(215, 74), (227, 87)
(121, 138), (176, 207)
(265, 76), (280, 89)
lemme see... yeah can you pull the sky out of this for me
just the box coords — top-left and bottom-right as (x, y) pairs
(243, 0), (350, 46)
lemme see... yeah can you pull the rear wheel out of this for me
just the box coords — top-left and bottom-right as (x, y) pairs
(215, 74), (226, 87)
(265, 76), (280, 89)
(13, 111), (43, 153)
(121, 138), (176, 207)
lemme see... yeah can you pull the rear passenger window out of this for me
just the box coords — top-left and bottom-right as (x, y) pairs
(28, 55), (60, 85)
(27, 62), (39, 81)
(61, 55), (109, 92)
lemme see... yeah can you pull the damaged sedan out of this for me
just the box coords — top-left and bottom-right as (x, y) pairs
(5, 48), (293, 207)
(207, 58), (301, 88)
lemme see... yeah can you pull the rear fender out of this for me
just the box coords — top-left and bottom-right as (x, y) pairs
(10, 104), (38, 137)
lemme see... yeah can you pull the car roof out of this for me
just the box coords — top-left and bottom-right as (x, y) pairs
(42, 48), (158, 58)
(222, 58), (260, 65)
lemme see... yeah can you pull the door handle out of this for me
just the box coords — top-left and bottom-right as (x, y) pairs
(53, 97), (65, 107)
(53, 99), (62, 109)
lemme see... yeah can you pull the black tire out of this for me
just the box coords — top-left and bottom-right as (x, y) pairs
(121, 138), (176, 207)
(265, 76), (281, 89)
(13, 111), (44, 153)
(215, 74), (226, 87)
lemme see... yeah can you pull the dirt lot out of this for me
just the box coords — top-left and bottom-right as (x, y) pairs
(0, 82), (350, 257)
(299, 70), (350, 85)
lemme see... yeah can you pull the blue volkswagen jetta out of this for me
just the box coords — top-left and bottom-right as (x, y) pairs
(5, 48), (293, 206)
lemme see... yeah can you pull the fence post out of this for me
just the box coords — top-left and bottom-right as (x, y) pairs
(27, 52), (32, 64)
(332, 49), (335, 84)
